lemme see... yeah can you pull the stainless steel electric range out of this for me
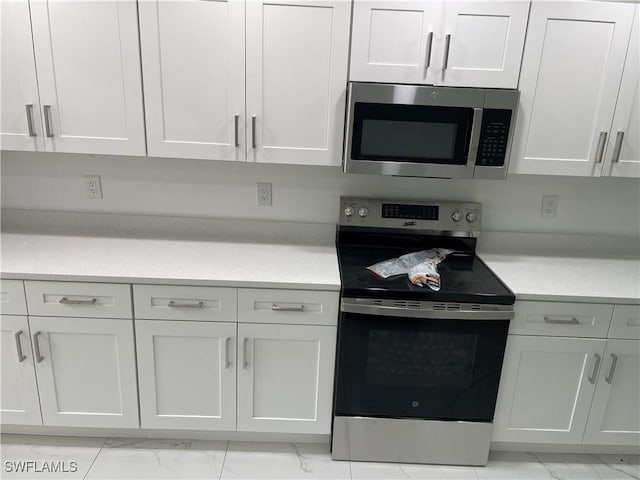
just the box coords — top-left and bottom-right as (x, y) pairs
(331, 197), (515, 467)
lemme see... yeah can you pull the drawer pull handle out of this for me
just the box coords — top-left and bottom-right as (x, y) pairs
(442, 34), (451, 70)
(425, 31), (433, 70)
(242, 337), (249, 369)
(15, 330), (26, 363)
(272, 304), (304, 312)
(168, 300), (204, 308)
(605, 354), (618, 384)
(59, 297), (97, 305)
(225, 337), (231, 369)
(588, 353), (602, 384)
(544, 316), (579, 325)
(25, 104), (36, 137)
(33, 331), (44, 363)
(595, 131), (607, 164)
(43, 104), (53, 137)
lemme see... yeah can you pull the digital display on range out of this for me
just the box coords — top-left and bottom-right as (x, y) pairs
(382, 203), (439, 220)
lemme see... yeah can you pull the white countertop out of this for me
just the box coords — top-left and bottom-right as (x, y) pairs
(2, 210), (639, 302)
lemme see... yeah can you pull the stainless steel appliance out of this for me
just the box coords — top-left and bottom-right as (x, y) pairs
(332, 197), (515, 466)
(344, 83), (519, 180)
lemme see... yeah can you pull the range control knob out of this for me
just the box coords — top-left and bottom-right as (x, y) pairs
(358, 207), (369, 217)
(466, 211), (479, 223)
(451, 211), (462, 222)
(344, 206), (355, 217)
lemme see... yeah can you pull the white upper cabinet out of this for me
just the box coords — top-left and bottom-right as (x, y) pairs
(246, 0), (351, 166)
(349, 0), (529, 88)
(139, 0), (246, 161)
(0, 1), (43, 151)
(29, 0), (145, 156)
(603, 8), (639, 179)
(509, 1), (635, 176)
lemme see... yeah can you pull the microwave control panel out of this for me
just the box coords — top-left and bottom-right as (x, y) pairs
(477, 109), (513, 167)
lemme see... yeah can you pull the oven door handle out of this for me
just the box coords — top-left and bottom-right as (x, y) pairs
(466, 108), (483, 169)
(341, 300), (513, 320)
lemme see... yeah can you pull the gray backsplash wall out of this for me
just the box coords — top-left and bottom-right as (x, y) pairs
(1, 150), (639, 236)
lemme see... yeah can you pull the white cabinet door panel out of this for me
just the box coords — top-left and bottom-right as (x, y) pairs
(349, 0), (441, 84)
(583, 339), (640, 446)
(237, 323), (336, 434)
(0, 1), (44, 151)
(246, 0), (350, 166)
(136, 320), (236, 431)
(608, 304), (640, 340)
(493, 336), (605, 444)
(435, 1), (529, 88)
(0, 316), (42, 425)
(139, 0), (245, 161)
(509, 2), (635, 176)
(29, 0), (145, 155)
(30, 316), (139, 428)
(1, 279), (27, 316)
(604, 7), (639, 178)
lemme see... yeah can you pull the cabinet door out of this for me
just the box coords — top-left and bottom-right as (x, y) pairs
(493, 336), (605, 444)
(604, 7), (639, 178)
(29, 316), (139, 428)
(435, 1), (529, 88)
(237, 323), (336, 434)
(509, 1), (635, 176)
(0, 1), (44, 151)
(0, 316), (42, 425)
(583, 339), (640, 446)
(246, 0), (350, 166)
(139, 0), (245, 161)
(136, 320), (237, 431)
(29, 0), (145, 156)
(349, 0), (441, 84)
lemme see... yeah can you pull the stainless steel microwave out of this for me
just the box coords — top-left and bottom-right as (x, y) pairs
(344, 82), (519, 180)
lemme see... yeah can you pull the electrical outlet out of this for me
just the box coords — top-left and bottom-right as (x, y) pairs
(84, 175), (103, 199)
(257, 182), (272, 206)
(541, 195), (558, 218)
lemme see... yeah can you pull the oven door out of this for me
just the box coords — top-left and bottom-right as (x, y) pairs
(334, 309), (509, 423)
(344, 83), (484, 179)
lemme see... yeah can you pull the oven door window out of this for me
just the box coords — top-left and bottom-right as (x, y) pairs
(351, 103), (474, 165)
(334, 313), (509, 422)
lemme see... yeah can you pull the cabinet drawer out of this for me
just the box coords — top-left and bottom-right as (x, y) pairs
(509, 301), (613, 337)
(608, 304), (640, 339)
(238, 289), (338, 326)
(1, 280), (27, 315)
(133, 285), (237, 321)
(25, 281), (132, 319)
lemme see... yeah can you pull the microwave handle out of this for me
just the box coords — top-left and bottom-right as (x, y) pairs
(467, 108), (483, 167)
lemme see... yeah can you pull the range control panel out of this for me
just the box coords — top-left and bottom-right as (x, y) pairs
(340, 197), (481, 233)
(476, 109), (513, 167)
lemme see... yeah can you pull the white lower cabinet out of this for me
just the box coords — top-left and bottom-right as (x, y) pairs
(28, 316), (139, 428)
(237, 323), (336, 434)
(583, 339), (640, 445)
(136, 320), (237, 431)
(493, 336), (605, 444)
(0, 316), (42, 425)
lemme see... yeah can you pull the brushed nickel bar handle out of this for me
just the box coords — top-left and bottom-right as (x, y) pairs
(611, 131), (624, 163)
(234, 114), (239, 147)
(242, 337), (248, 369)
(43, 105), (53, 137)
(425, 32), (434, 69)
(251, 116), (256, 149)
(466, 108), (483, 168)
(33, 331), (44, 363)
(15, 330), (26, 363)
(59, 297), (97, 305)
(25, 104), (36, 137)
(604, 354), (618, 384)
(544, 316), (580, 325)
(272, 304), (305, 312)
(442, 34), (451, 70)
(225, 337), (231, 369)
(595, 131), (607, 163)
(168, 300), (204, 308)
(588, 353), (602, 384)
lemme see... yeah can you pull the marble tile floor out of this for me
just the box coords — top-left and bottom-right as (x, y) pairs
(0, 435), (638, 480)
